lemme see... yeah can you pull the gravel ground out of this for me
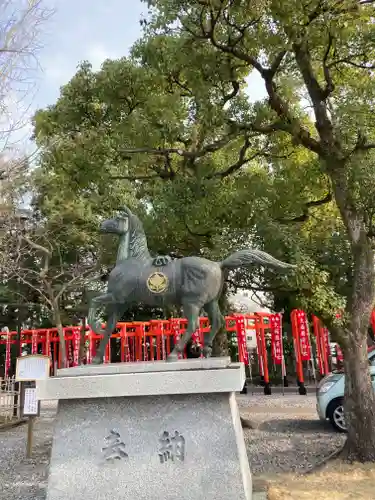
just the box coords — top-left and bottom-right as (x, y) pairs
(0, 402), (55, 500)
(238, 394), (345, 475)
(0, 395), (345, 499)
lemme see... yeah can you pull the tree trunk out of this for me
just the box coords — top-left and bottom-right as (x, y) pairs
(53, 306), (67, 369)
(343, 335), (375, 461)
(342, 238), (375, 461)
(212, 282), (229, 357)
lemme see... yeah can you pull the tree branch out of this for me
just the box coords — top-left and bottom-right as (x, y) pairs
(110, 173), (166, 182)
(328, 57), (375, 70)
(120, 134), (238, 161)
(222, 79), (240, 105)
(20, 234), (52, 257)
(225, 278), (298, 294)
(211, 136), (257, 178)
(166, 72), (194, 96)
(119, 146), (186, 156)
(292, 42), (336, 152)
(20, 234), (52, 278)
(360, 143), (375, 150)
(321, 32), (335, 99)
(179, 6), (265, 73)
(14, 275), (52, 306)
(350, 131), (375, 153)
(184, 219), (214, 249)
(276, 191), (333, 224)
(55, 268), (98, 301)
(267, 50), (287, 79)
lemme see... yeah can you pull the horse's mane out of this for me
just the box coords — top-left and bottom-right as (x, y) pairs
(128, 212), (151, 261)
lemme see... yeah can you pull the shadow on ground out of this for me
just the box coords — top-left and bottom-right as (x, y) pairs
(258, 418), (335, 434)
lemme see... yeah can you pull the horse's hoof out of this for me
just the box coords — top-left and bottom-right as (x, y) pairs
(203, 346), (212, 358)
(167, 353), (179, 362)
(92, 356), (103, 365)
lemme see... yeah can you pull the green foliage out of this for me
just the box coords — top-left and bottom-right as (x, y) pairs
(27, 0), (375, 344)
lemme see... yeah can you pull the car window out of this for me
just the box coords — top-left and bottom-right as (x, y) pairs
(369, 354), (375, 366)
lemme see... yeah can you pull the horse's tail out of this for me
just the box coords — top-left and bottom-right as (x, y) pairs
(220, 249), (297, 270)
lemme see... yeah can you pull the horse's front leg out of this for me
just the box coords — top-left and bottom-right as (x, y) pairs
(87, 293), (115, 334)
(167, 304), (201, 362)
(92, 304), (120, 365)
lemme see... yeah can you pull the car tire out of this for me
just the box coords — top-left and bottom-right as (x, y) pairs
(326, 398), (347, 433)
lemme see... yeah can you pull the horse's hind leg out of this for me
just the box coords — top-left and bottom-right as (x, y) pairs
(202, 300), (225, 358)
(167, 303), (201, 362)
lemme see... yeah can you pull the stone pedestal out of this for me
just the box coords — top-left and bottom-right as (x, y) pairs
(36, 358), (252, 500)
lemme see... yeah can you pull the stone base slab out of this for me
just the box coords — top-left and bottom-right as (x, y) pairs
(46, 393), (252, 500)
(57, 357), (232, 377)
(37, 359), (245, 400)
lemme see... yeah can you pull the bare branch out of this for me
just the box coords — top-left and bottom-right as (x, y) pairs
(20, 234), (51, 257)
(0, 1), (53, 156)
(20, 233), (51, 277)
(55, 267), (99, 301)
(14, 274), (52, 306)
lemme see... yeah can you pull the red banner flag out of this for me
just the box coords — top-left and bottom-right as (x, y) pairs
(235, 315), (249, 365)
(191, 328), (201, 345)
(295, 310), (311, 361)
(312, 316), (330, 375)
(270, 313), (283, 365)
(5, 331), (11, 378)
(73, 328), (80, 367)
(31, 330), (38, 354)
(323, 327), (330, 370)
(336, 344), (344, 363)
(170, 318), (183, 360)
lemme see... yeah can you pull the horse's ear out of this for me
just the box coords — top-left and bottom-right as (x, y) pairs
(119, 206), (133, 217)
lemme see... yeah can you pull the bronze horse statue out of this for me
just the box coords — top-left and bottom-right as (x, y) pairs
(88, 207), (296, 363)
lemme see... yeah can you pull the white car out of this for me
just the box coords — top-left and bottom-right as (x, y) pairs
(316, 348), (375, 432)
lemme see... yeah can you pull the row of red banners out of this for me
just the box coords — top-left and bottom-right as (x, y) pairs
(1, 311), (342, 380)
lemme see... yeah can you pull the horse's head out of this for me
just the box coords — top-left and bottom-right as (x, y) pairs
(100, 207), (132, 235)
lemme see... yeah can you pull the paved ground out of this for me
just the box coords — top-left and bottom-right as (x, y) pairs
(0, 395), (345, 499)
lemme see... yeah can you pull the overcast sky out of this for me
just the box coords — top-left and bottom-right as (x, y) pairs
(34, 0), (147, 109)
(30, 0), (266, 120)
(3, 0), (267, 152)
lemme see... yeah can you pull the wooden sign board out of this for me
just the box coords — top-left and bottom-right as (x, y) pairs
(16, 355), (50, 382)
(23, 387), (40, 417)
(245, 329), (257, 349)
